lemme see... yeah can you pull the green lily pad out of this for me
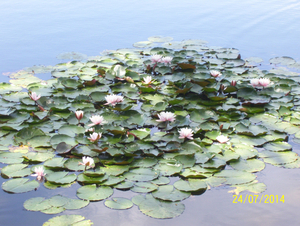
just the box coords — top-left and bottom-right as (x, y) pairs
(131, 182), (158, 193)
(214, 170), (256, 185)
(124, 168), (159, 181)
(77, 184), (113, 201)
(46, 171), (77, 184)
(43, 215), (93, 226)
(105, 197), (133, 210)
(2, 178), (39, 193)
(230, 159), (265, 172)
(152, 185), (190, 201)
(1, 164), (31, 178)
(174, 178), (207, 192)
(136, 194), (185, 219)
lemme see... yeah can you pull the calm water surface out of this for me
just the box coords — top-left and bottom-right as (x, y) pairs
(0, 0), (300, 225)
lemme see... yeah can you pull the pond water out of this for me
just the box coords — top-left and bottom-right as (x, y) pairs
(1, 0), (300, 225)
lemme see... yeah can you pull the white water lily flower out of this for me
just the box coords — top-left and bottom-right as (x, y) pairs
(216, 135), (230, 143)
(156, 112), (176, 122)
(88, 115), (104, 126)
(75, 110), (84, 121)
(143, 76), (153, 85)
(31, 166), (46, 181)
(79, 156), (94, 168)
(88, 132), (102, 142)
(210, 70), (222, 78)
(151, 54), (163, 63)
(29, 92), (41, 101)
(259, 78), (270, 87)
(105, 94), (124, 106)
(161, 56), (173, 65)
(250, 78), (260, 87)
(178, 128), (194, 140)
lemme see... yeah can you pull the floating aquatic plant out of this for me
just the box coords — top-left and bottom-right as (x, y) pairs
(0, 36), (300, 223)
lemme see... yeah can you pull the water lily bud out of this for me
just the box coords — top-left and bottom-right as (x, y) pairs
(219, 124), (223, 130)
(220, 84), (225, 91)
(75, 110), (84, 121)
(231, 80), (237, 86)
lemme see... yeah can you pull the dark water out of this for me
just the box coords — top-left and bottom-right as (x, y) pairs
(1, 0), (300, 225)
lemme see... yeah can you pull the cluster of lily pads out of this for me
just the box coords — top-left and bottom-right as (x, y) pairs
(1, 36), (300, 225)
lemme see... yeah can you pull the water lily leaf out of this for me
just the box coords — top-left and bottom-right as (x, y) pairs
(270, 56), (296, 65)
(24, 197), (52, 211)
(27, 135), (51, 148)
(43, 215), (93, 226)
(46, 171), (77, 184)
(129, 128), (151, 139)
(259, 150), (298, 165)
(100, 175), (125, 186)
(263, 141), (292, 152)
(235, 124), (268, 136)
(230, 159), (265, 172)
(190, 109), (217, 123)
(130, 157), (158, 168)
(102, 165), (130, 176)
(0, 152), (24, 164)
(105, 197), (133, 210)
(133, 41), (154, 48)
(124, 168), (159, 181)
(131, 182), (158, 193)
(214, 170), (256, 185)
(154, 160), (182, 176)
(152, 185), (190, 201)
(151, 176), (170, 185)
(137, 194), (185, 219)
(24, 152), (55, 162)
(56, 142), (73, 154)
(64, 158), (86, 171)
(1, 164), (31, 178)
(174, 155), (196, 168)
(0, 82), (22, 94)
(64, 198), (90, 210)
(50, 134), (77, 149)
(233, 144), (258, 159)
(2, 178), (39, 193)
(77, 184), (113, 201)
(229, 180), (267, 195)
(148, 36), (173, 43)
(174, 178), (207, 192)
(41, 206), (65, 214)
(114, 181), (134, 190)
(77, 173), (108, 184)
(58, 125), (85, 137)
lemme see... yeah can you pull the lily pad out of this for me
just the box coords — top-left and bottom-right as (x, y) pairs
(105, 197), (133, 210)
(77, 184), (113, 201)
(2, 178), (39, 193)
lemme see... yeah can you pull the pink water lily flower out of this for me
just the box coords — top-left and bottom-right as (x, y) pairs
(75, 110), (84, 121)
(250, 79), (260, 87)
(259, 78), (270, 87)
(79, 156), (94, 168)
(210, 70), (222, 78)
(88, 132), (102, 142)
(178, 128), (194, 140)
(105, 94), (124, 106)
(31, 166), (46, 181)
(151, 54), (163, 63)
(161, 56), (173, 65)
(143, 76), (153, 85)
(156, 112), (176, 122)
(88, 115), (104, 126)
(216, 135), (230, 143)
(29, 92), (41, 101)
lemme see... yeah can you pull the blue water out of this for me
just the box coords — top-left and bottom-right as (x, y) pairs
(0, 0), (300, 225)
